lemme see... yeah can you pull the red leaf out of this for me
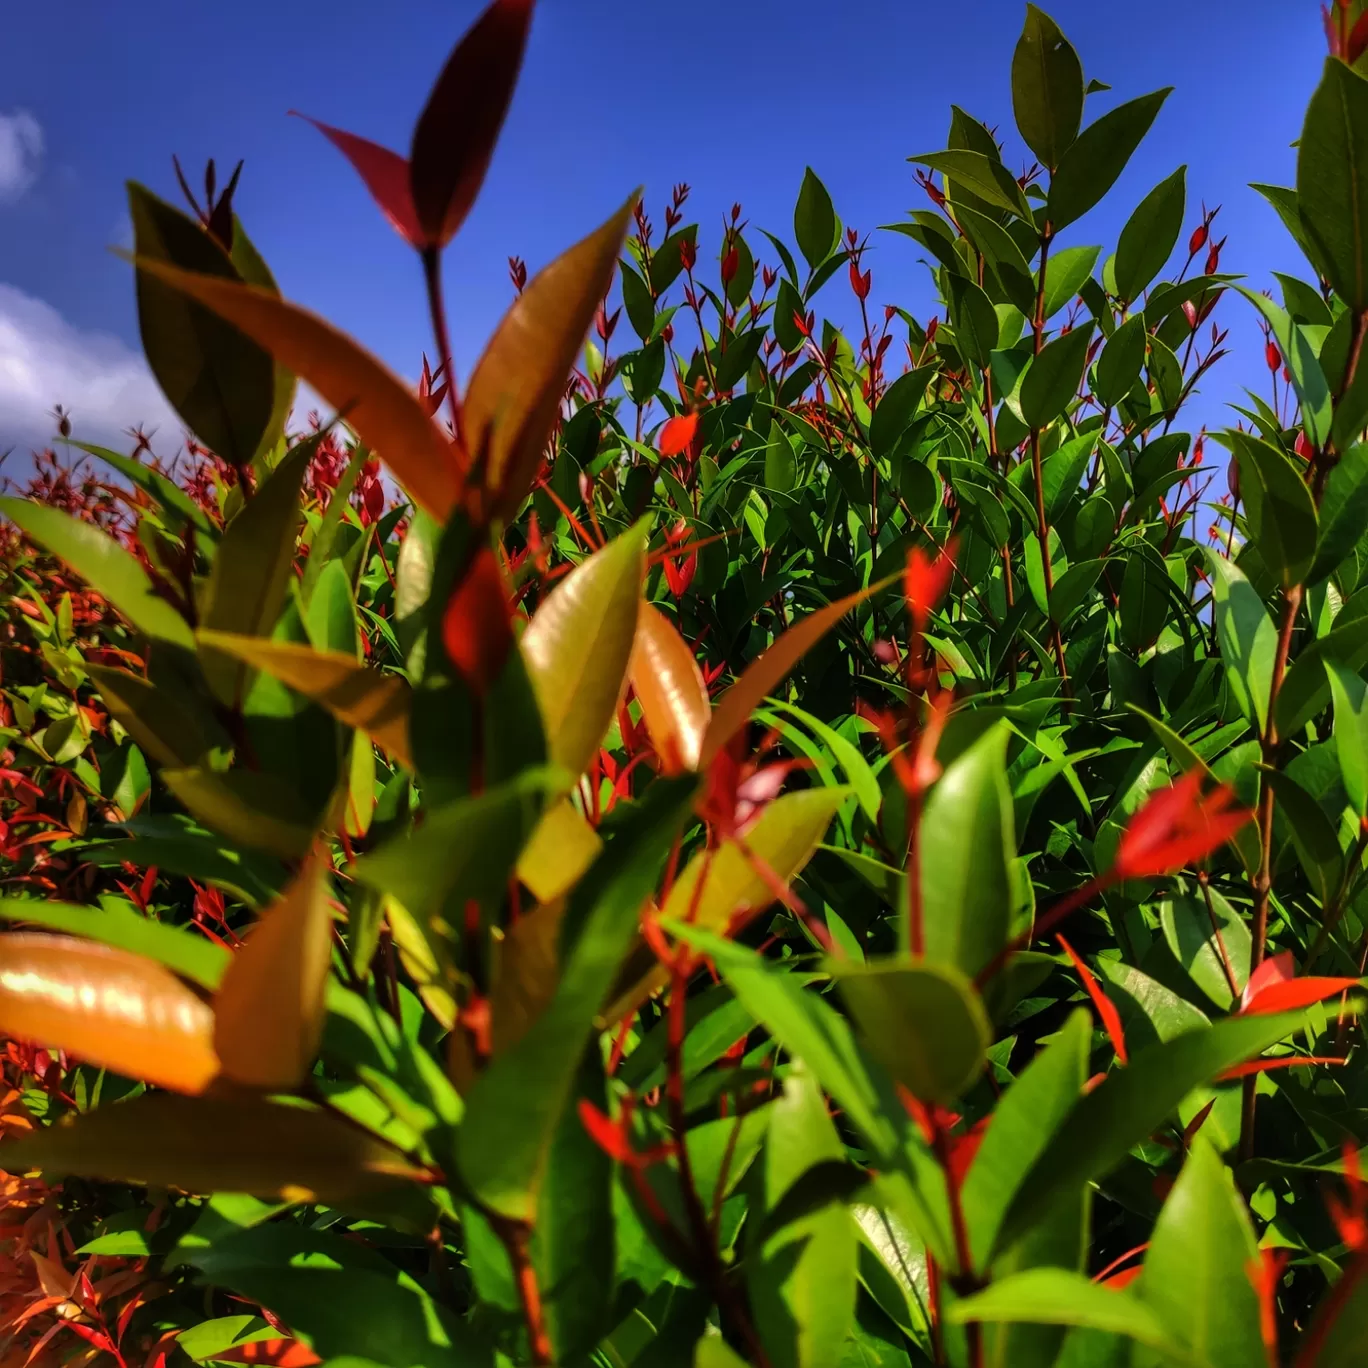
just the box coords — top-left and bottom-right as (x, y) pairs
(1350, 10), (1368, 64)
(904, 539), (957, 636)
(659, 412), (699, 457)
(1112, 770), (1253, 881)
(291, 114), (423, 247)
(409, 0), (536, 249)
(212, 1340), (322, 1367)
(1217, 1055), (1346, 1080)
(442, 545), (514, 694)
(1057, 934), (1128, 1065)
(1240, 950), (1295, 1009)
(1240, 976), (1363, 1017)
(1099, 1265), (1143, 1290)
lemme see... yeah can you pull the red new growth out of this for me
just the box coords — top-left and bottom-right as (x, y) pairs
(1237, 949), (1362, 1016)
(1112, 770), (1252, 881)
(662, 520), (698, 598)
(1057, 934), (1129, 1065)
(659, 412), (699, 457)
(442, 546), (514, 694)
(904, 541), (956, 636)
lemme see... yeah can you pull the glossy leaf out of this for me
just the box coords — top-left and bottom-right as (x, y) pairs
(293, 114), (423, 245)
(915, 722), (1014, 977)
(1114, 167), (1186, 303)
(832, 959), (990, 1104)
(1011, 5), (1084, 171)
(0, 931), (218, 1093)
(1049, 90), (1172, 232)
(214, 853), (333, 1090)
(910, 150), (1032, 220)
(521, 525), (646, 780)
(1093, 313), (1148, 407)
(408, 0), (535, 248)
(1298, 56), (1368, 309)
(1160, 892), (1251, 1010)
(465, 196), (635, 521)
(794, 167), (840, 268)
(629, 602), (712, 773)
(1206, 550), (1277, 733)
(1227, 429), (1318, 588)
(1311, 446), (1368, 584)
(1019, 324), (1094, 429)
(516, 797), (603, 903)
(1237, 287), (1333, 448)
(123, 255), (462, 520)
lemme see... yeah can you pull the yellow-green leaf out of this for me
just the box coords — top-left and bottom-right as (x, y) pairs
(122, 256), (462, 521)
(516, 797), (603, 903)
(466, 196), (635, 520)
(1, 1093), (420, 1202)
(520, 526), (646, 780)
(197, 631), (413, 768)
(0, 932), (218, 1094)
(629, 602), (711, 773)
(213, 853), (333, 1090)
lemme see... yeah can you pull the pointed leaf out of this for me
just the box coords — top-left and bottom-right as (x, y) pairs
(794, 168), (840, 269)
(197, 633), (413, 768)
(122, 256), (462, 520)
(293, 114), (422, 245)
(521, 525), (646, 780)
(516, 797), (603, 903)
(628, 602), (711, 773)
(2, 1094), (420, 1202)
(214, 854), (333, 1089)
(1227, 429), (1318, 588)
(1011, 5), (1084, 170)
(1114, 167), (1186, 303)
(408, 0), (535, 248)
(1019, 324), (1095, 429)
(1206, 550), (1277, 733)
(466, 196), (635, 521)
(1049, 90), (1172, 232)
(86, 664), (228, 769)
(0, 932), (218, 1094)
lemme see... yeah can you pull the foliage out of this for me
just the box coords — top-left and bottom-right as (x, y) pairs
(7, 2), (1368, 1365)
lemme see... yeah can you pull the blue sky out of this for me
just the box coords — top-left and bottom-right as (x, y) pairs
(0, 0), (1327, 455)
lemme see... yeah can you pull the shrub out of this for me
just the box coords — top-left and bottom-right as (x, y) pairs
(4, 2), (1368, 1364)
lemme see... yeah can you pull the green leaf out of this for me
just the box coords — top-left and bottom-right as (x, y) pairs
(1135, 1138), (1263, 1368)
(949, 1269), (1200, 1363)
(1206, 551), (1278, 733)
(520, 525), (646, 781)
(795, 168), (840, 269)
(1093, 313), (1148, 407)
(1264, 767), (1344, 906)
(86, 664), (229, 770)
(869, 367), (935, 457)
(1227, 429), (1319, 588)
(651, 225), (700, 294)
(909, 151), (1032, 221)
(1237, 288), (1334, 448)
(1253, 183), (1334, 284)
(751, 1062), (858, 1368)
(0, 499), (192, 648)
(1311, 445), (1368, 584)
(1114, 167), (1186, 303)
(200, 438), (315, 707)
(70, 440), (215, 538)
(1298, 56), (1368, 309)
(765, 422), (798, 492)
(1020, 324), (1095, 429)
(0, 896), (228, 989)
(948, 275), (1000, 368)
(1097, 960), (1210, 1050)
(3, 1094), (420, 1203)
(1048, 90), (1172, 232)
(160, 766), (317, 860)
(1329, 660), (1368, 814)
(1042, 245), (1101, 321)
(620, 260), (655, 341)
(961, 1009), (1089, 1272)
(1275, 610), (1368, 738)
(128, 183), (276, 467)
(831, 959), (990, 1105)
(994, 1011), (1304, 1258)
(457, 776), (697, 1219)
(915, 723), (1014, 976)
(1011, 5), (1084, 170)
(191, 1226), (479, 1367)
(1160, 892), (1251, 1010)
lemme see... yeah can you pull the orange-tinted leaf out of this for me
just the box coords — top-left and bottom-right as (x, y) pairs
(659, 412), (699, 456)
(442, 544), (515, 694)
(0, 1093), (420, 1201)
(409, 0), (536, 248)
(701, 576), (895, 768)
(1240, 976), (1363, 1016)
(213, 853), (333, 1090)
(0, 932), (218, 1094)
(210, 1340), (321, 1368)
(466, 196), (636, 520)
(520, 526), (646, 779)
(292, 113), (422, 246)
(628, 603), (710, 773)
(196, 631), (413, 768)
(124, 257), (462, 520)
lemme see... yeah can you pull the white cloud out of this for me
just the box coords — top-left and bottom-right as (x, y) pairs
(0, 111), (43, 200)
(0, 283), (181, 455)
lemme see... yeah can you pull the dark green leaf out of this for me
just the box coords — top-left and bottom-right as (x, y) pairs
(795, 168), (840, 269)
(1020, 324), (1095, 428)
(1228, 429), (1318, 588)
(1011, 5), (1085, 170)
(1114, 167), (1186, 303)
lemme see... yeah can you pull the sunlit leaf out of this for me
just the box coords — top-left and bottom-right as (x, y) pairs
(628, 602), (711, 773)
(0, 932), (218, 1093)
